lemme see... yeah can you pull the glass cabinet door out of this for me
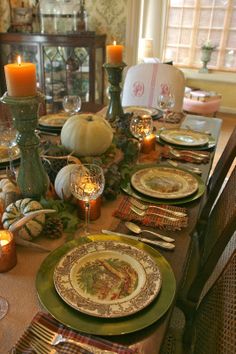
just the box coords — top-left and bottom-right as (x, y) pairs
(43, 45), (90, 112)
(0, 33), (106, 113)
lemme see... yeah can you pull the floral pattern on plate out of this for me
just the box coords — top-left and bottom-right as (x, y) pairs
(53, 240), (162, 318)
(131, 167), (199, 199)
(159, 129), (209, 147)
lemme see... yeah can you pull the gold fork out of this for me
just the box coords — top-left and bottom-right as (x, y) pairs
(130, 197), (187, 217)
(130, 205), (184, 222)
(30, 321), (117, 354)
(16, 330), (59, 354)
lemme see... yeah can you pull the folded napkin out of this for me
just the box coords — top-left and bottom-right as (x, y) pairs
(12, 311), (137, 354)
(113, 196), (188, 231)
(161, 145), (210, 164)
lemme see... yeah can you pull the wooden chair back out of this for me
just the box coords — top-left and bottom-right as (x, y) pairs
(188, 165), (236, 303)
(200, 126), (236, 224)
(189, 251), (236, 354)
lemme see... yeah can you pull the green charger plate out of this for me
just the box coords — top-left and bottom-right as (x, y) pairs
(36, 234), (176, 336)
(121, 163), (205, 206)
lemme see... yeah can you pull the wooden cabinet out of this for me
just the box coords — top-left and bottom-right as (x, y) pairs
(0, 32), (106, 113)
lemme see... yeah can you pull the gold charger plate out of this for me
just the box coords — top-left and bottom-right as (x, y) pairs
(38, 113), (69, 128)
(159, 129), (209, 147)
(131, 166), (199, 200)
(54, 240), (162, 318)
(0, 145), (20, 164)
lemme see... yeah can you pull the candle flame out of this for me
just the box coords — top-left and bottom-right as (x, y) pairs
(17, 56), (22, 66)
(113, 40), (117, 46)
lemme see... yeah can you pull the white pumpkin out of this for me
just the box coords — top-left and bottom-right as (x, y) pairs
(54, 164), (77, 200)
(61, 114), (113, 156)
(2, 198), (45, 240)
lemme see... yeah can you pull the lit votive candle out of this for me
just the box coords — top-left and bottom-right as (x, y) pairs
(141, 133), (156, 154)
(76, 196), (102, 221)
(4, 56), (37, 97)
(0, 230), (17, 273)
(106, 41), (124, 64)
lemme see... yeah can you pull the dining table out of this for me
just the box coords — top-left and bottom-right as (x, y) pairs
(0, 112), (222, 354)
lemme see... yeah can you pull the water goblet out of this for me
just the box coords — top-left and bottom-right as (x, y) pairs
(157, 90), (175, 128)
(130, 114), (153, 162)
(62, 95), (82, 116)
(70, 164), (105, 235)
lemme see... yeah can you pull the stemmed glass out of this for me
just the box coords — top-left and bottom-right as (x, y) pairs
(62, 95), (82, 116)
(130, 114), (153, 162)
(157, 85), (175, 128)
(70, 164), (105, 235)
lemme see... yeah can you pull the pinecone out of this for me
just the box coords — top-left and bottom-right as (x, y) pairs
(43, 217), (64, 239)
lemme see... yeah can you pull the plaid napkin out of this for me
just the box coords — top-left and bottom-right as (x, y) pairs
(12, 311), (138, 354)
(161, 145), (210, 164)
(159, 111), (186, 124)
(113, 196), (188, 231)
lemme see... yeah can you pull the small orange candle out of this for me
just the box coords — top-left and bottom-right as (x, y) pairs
(0, 230), (17, 273)
(4, 56), (37, 97)
(106, 41), (123, 64)
(76, 196), (102, 221)
(141, 133), (156, 154)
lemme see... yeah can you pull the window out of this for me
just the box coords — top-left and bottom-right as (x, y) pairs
(162, 0), (236, 71)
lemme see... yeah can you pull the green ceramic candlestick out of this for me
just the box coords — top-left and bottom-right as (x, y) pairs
(103, 62), (126, 122)
(0, 92), (48, 200)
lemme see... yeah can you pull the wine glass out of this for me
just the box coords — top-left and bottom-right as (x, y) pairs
(62, 95), (82, 116)
(70, 164), (105, 235)
(130, 114), (153, 162)
(157, 86), (175, 128)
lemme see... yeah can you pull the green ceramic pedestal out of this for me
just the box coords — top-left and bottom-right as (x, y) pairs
(0, 92), (48, 200)
(104, 62), (126, 122)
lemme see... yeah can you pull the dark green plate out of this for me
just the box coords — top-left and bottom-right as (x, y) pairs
(36, 234), (176, 336)
(121, 163), (205, 205)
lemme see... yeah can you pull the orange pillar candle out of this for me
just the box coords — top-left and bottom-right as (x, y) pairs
(4, 56), (37, 97)
(141, 133), (156, 154)
(0, 230), (17, 272)
(106, 41), (123, 64)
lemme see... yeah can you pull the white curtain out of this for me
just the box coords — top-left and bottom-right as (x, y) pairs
(125, 0), (168, 65)
(125, 0), (142, 67)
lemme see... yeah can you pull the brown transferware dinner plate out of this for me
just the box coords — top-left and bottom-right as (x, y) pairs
(131, 166), (199, 199)
(53, 240), (162, 318)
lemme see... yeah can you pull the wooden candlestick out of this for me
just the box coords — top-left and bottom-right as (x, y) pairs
(0, 230), (17, 272)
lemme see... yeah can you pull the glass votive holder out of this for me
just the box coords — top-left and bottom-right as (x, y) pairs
(141, 133), (156, 154)
(76, 196), (102, 221)
(0, 230), (17, 273)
